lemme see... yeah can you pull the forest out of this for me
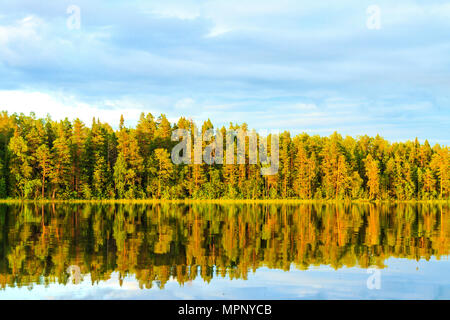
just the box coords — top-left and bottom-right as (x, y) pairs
(0, 111), (449, 200)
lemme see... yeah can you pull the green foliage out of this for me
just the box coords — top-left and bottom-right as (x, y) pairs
(0, 111), (449, 200)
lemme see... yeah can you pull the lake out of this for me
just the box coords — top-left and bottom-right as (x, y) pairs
(0, 202), (448, 299)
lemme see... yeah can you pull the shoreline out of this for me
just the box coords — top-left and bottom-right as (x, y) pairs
(0, 199), (448, 205)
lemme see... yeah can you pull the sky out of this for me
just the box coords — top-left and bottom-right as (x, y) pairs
(0, 0), (449, 144)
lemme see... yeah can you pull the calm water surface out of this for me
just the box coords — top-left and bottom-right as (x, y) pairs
(0, 203), (448, 299)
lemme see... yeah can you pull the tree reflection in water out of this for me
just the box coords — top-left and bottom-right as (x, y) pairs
(0, 203), (448, 290)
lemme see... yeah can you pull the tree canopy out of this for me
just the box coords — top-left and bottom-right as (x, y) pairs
(0, 111), (449, 200)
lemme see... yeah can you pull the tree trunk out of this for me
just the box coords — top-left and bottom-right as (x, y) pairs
(42, 171), (45, 199)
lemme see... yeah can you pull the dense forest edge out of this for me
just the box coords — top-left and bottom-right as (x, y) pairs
(0, 111), (449, 201)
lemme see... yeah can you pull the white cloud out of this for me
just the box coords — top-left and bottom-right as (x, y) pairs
(175, 98), (195, 109)
(205, 25), (232, 38)
(0, 0), (449, 143)
(0, 15), (44, 45)
(0, 90), (144, 127)
(0, 15), (45, 64)
(383, 2), (450, 26)
(142, 0), (201, 20)
(293, 103), (318, 111)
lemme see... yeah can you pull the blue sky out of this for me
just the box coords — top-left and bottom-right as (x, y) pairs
(0, 0), (449, 144)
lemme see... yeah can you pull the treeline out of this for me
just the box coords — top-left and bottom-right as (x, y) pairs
(0, 111), (449, 200)
(0, 203), (447, 289)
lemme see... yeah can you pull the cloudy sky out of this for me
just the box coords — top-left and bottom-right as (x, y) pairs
(0, 0), (449, 143)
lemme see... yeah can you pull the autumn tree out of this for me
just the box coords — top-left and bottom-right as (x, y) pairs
(71, 118), (87, 195)
(0, 111), (447, 200)
(430, 148), (450, 199)
(114, 115), (144, 198)
(293, 141), (316, 199)
(321, 133), (351, 199)
(50, 124), (72, 198)
(8, 130), (34, 198)
(153, 148), (173, 198)
(36, 144), (52, 199)
(365, 154), (380, 200)
(279, 132), (292, 198)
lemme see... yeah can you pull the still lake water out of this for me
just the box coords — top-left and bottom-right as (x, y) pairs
(0, 203), (448, 300)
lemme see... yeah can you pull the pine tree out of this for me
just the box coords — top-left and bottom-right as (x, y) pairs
(422, 168), (436, 196)
(430, 148), (450, 199)
(293, 141), (316, 199)
(8, 130), (33, 198)
(136, 112), (156, 158)
(153, 148), (173, 198)
(156, 114), (172, 140)
(93, 156), (108, 199)
(279, 132), (292, 198)
(322, 133), (351, 199)
(114, 153), (127, 199)
(365, 154), (380, 200)
(0, 111), (448, 201)
(115, 116), (144, 198)
(36, 144), (52, 199)
(71, 118), (87, 195)
(50, 124), (72, 198)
